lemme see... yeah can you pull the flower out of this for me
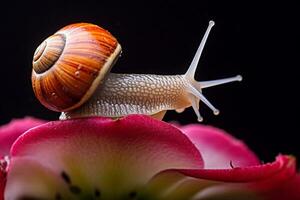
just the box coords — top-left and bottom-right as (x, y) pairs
(0, 115), (299, 199)
(0, 117), (46, 200)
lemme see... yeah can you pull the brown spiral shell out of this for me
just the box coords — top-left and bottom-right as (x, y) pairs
(32, 23), (121, 112)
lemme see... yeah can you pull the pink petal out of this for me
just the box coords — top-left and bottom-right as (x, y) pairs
(0, 157), (5, 200)
(0, 173), (4, 200)
(248, 156), (299, 199)
(180, 124), (260, 169)
(0, 117), (46, 156)
(190, 155), (298, 199)
(264, 174), (300, 200)
(144, 155), (296, 199)
(5, 158), (74, 199)
(175, 155), (295, 182)
(7, 115), (203, 198)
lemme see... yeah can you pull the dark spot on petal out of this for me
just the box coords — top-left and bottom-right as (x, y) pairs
(61, 171), (71, 184)
(129, 191), (137, 199)
(70, 185), (81, 194)
(0, 156), (9, 172)
(95, 188), (101, 197)
(229, 160), (234, 169)
(55, 193), (62, 200)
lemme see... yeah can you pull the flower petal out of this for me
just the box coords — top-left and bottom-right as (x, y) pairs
(143, 155), (296, 200)
(0, 117), (46, 156)
(0, 174), (4, 200)
(263, 174), (300, 200)
(175, 155), (295, 182)
(180, 125), (260, 169)
(143, 171), (220, 200)
(0, 157), (6, 200)
(7, 115), (203, 198)
(247, 156), (299, 199)
(190, 155), (298, 200)
(5, 157), (74, 199)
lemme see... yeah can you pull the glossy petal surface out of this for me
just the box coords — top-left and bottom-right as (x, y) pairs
(6, 115), (203, 199)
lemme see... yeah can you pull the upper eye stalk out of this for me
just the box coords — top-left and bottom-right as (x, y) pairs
(31, 20), (242, 122)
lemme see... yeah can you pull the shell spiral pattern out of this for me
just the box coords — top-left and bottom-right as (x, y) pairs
(32, 23), (121, 111)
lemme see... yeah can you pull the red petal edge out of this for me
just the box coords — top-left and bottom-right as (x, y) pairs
(172, 155), (295, 183)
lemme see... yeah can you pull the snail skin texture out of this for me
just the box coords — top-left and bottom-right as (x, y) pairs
(32, 21), (242, 122)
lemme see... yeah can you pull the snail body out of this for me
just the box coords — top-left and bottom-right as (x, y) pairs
(60, 74), (189, 119)
(32, 21), (242, 122)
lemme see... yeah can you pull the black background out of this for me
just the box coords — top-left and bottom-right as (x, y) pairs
(0, 1), (299, 164)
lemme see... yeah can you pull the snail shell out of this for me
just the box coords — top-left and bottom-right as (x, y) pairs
(32, 23), (121, 111)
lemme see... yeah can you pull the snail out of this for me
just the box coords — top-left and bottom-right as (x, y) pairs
(32, 21), (242, 122)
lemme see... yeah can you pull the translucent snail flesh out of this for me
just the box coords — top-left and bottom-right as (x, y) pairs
(32, 21), (242, 122)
